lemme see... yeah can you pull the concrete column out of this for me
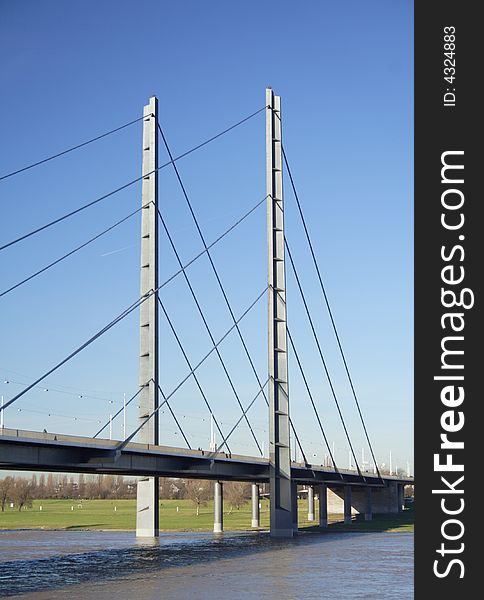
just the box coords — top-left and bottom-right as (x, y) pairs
(318, 483), (328, 528)
(136, 477), (159, 537)
(307, 486), (315, 521)
(291, 483), (298, 533)
(398, 484), (405, 512)
(389, 481), (399, 513)
(267, 88), (293, 538)
(344, 485), (352, 525)
(213, 481), (223, 533)
(251, 484), (260, 528)
(136, 96), (160, 538)
(365, 487), (373, 521)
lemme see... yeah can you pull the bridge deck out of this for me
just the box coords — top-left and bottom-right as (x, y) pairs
(0, 427), (413, 488)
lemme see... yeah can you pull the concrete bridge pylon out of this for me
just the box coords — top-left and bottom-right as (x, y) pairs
(136, 96), (160, 537)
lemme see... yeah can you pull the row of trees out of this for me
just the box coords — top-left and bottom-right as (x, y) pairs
(0, 473), (137, 507)
(0, 474), (255, 514)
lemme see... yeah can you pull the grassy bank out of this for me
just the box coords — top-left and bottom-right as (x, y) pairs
(0, 498), (413, 532)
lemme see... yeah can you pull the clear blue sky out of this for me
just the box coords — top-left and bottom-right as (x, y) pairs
(0, 0), (413, 472)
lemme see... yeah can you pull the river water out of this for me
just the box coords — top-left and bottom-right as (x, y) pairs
(0, 530), (413, 599)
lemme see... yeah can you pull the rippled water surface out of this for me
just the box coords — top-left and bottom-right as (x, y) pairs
(0, 529), (413, 599)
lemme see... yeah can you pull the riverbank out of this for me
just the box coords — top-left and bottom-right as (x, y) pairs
(0, 498), (414, 533)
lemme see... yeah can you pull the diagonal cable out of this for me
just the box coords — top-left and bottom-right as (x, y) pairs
(93, 386), (144, 438)
(0, 106), (266, 253)
(214, 378), (269, 454)
(117, 287), (268, 450)
(266, 283), (309, 466)
(1, 290), (154, 412)
(284, 237), (364, 479)
(0, 200), (270, 414)
(157, 123), (267, 394)
(282, 143), (382, 481)
(158, 296), (230, 454)
(157, 207), (262, 456)
(0, 175), (152, 252)
(156, 383), (191, 449)
(92, 379), (190, 449)
(287, 326), (341, 477)
(151, 195), (266, 297)
(157, 122), (309, 467)
(0, 115), (146, 182)
(0, 202), (149, 298)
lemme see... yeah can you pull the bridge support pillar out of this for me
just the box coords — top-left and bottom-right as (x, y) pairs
(398, 484), (405, 512)
(251, 484), (260, 528)
(344, 485), (352, 525)
(389, 480), (400, 512)
(136, 477), (159, 537)
(291, 483), (298, 533)
(214, 481), (223, 533)
(266, 88), (293, 538)
(365, 487), (373, 521)
(136, 95), (160, 538)
(318, 484), (328, 528)
(307, 485), (315, 521)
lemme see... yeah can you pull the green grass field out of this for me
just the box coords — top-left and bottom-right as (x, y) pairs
(0, 498), (413, 532)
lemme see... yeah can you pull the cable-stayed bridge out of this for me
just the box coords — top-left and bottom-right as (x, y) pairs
(0, 89), (412, 538)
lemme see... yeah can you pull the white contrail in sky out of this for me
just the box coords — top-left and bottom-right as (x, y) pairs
(101, 244), (136, 257)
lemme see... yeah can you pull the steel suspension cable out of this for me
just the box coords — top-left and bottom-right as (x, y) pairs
(157, 123), (268, 397)
(158, 124), (310, 467)
(282, 144), (382, 481)
(161, 105), (267, 167)
(0, 106), (266, 253)
(0, 202), (149, 298)
(156, 207), (262, 456)
(156, 383), (191, 450)
(157, 296), (231, 454)
(214, 378), (269, 454)
(157, 195), (266, 292)
(214, 375), (307, 464)
(159, 124), (309, 464)
(2, 284), (266, 436)
(93, 379), (191, 448)
(286, 326), (341, 476)
(0, 115), (146, 182)
(157, 125), (311, 465)
(284, 238), (364, 479)
(93, 386), (144, 438)
(117, 287), (268, 450)
(0, 200), (271, 414)
(0, 176), (149, 253)
(0, 290), (154, 412)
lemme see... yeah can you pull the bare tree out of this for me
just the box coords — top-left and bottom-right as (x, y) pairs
(38, 474), (46, 499)
(45, 473), (55, 498)
(59, 475), (68, 498)
(0, 473), (140, 502)
(224, 482), (250, 513)
(0, 476), (15, 511)
(12, 479), (33, 511)
(184, 479), (210, 516)
(112, 475), (126, 499)
(30, 474), (38, 499)
(159, 477), (172, 499)
(78, 474), (86, 499)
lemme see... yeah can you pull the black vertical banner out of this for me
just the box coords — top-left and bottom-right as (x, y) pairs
(415, 3), (480, 597)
